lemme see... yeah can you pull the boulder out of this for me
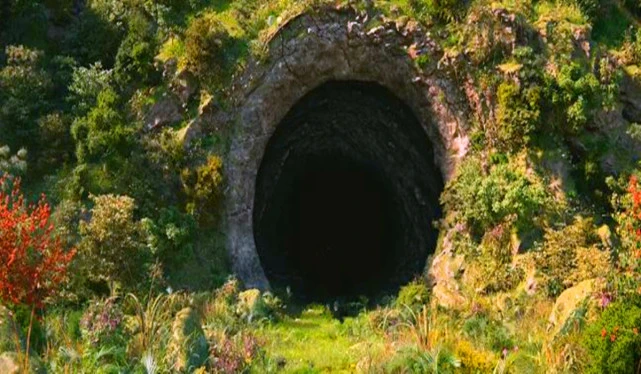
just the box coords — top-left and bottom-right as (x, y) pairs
(428, 235), (467, 310)
(0, 352), (45, 374)
(548, 278), (601, 336)
(167, 308), (209, 372)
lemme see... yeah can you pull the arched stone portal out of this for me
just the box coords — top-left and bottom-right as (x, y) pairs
(254, 80), (443, 300)
(191, 8), (470, 293)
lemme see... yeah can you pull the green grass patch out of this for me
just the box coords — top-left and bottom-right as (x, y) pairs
(256, 305), (386, 373)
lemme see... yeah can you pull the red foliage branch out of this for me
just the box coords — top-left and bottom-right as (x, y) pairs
(628, 175), (641, 245)
(0, 175), (75, 310)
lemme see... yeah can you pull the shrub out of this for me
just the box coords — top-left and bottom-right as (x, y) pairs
(143, 207), (196, 269)
(495, 81), (541, 151)
(71, 87), (137, 164)
(547, 60), (618, 135)
(617, 175), (641, 253)
(613, 174), (641, 297)
(37, 113), (73, 171)
(583, 300), (641, 373)
(462, 314), (513, 352)
(184, 13), (233, 88)
(0, 146), (27, 176)
(67, 62), (113, 115)
(210, 331), (262, 373)
(454, 339), (496, 373)
(534, 217), (610, 297)
(113, 10), (160, 89)
(475, 222), (524, 293)
(0, 45), (52, 151)
(0, 176), (76, 309)
(78, 194), (150, 291)
(0, 175), (76, 368)
(396, 280), (430, 311)
(80, 297), (124, 346)
(441, 156), (548, 239)
(62, 0), (124, 66)
(181, 155), (224, 222)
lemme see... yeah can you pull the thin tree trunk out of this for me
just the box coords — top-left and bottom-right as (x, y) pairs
(23, 305), (36, 374)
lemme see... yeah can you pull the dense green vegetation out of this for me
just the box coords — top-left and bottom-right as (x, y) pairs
(2, 0), (641, 372)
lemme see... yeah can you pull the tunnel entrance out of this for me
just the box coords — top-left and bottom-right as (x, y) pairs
(253, 81), (443, 302)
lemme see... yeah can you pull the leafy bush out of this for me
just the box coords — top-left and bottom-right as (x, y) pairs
(612, 174), (641, 297)
(0, 45), (52, 151)
(113, 10), (160, 89)
(474, 222), (524, 293)
(71, 87), (137, 165)
(534, 217), (610, 297)
(182, 155), (224, 222)
(583, 300), (641, 373)
(454, 339), (496, 373)
(0, 146), (27, 176)
(78, 194), (150, 291)
(396, 280), (430, 311)
(441, 156), (548, 239)
(37, 113), (73, 171)
(0, 176), (76, 310)
(462, 314), (513, 352)
(495, 80), (541, 151)
(68, 62), (113, 115)
(143, 207), (196, 269)
(210, 331), (262, 373)
(80, 297), (124, 346)
(184, 13), (233, 88)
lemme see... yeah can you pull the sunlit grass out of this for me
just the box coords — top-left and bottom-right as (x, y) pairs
(255, 305), (386, 373)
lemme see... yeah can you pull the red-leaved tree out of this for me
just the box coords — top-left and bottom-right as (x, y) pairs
(0, 175), (75, 364)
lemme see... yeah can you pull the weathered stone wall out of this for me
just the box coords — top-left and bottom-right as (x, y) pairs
(187, 8), (470, 289)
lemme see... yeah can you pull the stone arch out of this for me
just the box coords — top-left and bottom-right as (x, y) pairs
(193, 8), (469, 291)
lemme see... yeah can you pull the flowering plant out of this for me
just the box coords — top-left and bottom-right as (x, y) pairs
(80, 297), (124, 345)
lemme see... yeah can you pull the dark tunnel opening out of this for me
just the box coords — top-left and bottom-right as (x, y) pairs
(253, 81), (444, 302)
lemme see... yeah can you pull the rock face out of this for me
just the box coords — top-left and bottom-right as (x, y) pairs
(428, 235), (467, 310)
(172, 69), (199, 104)
(191, 7), (470, 289)
(167, 308), (209, 372)
(144, 93), (183, 131)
